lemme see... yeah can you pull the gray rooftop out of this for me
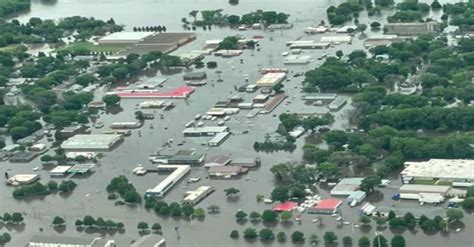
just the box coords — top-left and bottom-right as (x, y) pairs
(29, 235), (97, 246)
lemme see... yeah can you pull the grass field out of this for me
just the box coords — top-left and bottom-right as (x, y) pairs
(0, 45), (26, 53)
(57, 42), (128, 53)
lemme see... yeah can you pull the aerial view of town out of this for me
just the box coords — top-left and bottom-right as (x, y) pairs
(1, 0), (474, 246)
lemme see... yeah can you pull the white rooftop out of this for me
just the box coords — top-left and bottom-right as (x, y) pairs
(50, 166), (72, 174)
(183, 186), (214, 202)
(61, 134), (121, 150)
(99, 32), (154, 42)
(402, 159), (474, 181)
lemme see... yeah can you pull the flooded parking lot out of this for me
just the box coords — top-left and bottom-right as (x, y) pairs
(1, 0), (473, 246)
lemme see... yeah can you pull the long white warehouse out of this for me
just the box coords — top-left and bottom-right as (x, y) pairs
(146, 165), (191, 197)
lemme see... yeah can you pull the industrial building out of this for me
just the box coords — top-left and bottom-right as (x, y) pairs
(401, 159), (474, 184)
(110, 122), (142, 129)
(375, 206), (445, 219)
(59, 125), (90, 138)
(330, 178), (364, 196)
(183, 72), (207, 81)
(308, 199), (342, 214)
(204, 155), (232, 168)
(98, 32), (155, 44)
(208, 166), (247, 178)
(301, 93), (337, 102)
(9, 151), (38, 163)
(328, 96), (347, 111)
(146, 165), (191, 197)
(61, 134), (123, 151)
(255, 72), (286, 87)
(346, 191), (366, 206)
(272, 201), (298, 212)
(182, 186), (215, 205)
(320, 35), (352, 44)
(130, 234), (166, 247)
(182, 126), (229, 137)
(50, 166), (72, 177)
(283, 55), (313, 64)
(208, 132), (231, 147)
(66, 152), (97, 160)
(384, 21), (441, 36)
(286, 40), (330, 49)
(231, 158), (260, 168)
(7, 174), (40, 186)
(149, 150), (205, 165)
(27, 235), (114, 247)
(68, 163), (96, 175)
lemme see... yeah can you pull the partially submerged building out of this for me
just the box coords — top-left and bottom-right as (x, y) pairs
(131, 234), (166, 247)
(401, 159), (474, 185)
(208, 166), (247, 178)
(384, 21), (441, 36)
(27, 235), (114, 247)
(182, 186), (215, 205)
(182, 126), (229, 137)
(61, 134), (123, 151)
(146, 165), (191, 197)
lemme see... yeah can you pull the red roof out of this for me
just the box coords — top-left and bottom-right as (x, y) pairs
(272, 201), (298, 212)
(115, 86), (194, 98)
(314, 199), (342, 210)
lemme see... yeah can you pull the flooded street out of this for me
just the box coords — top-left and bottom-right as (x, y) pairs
(1, 0), (473, 246)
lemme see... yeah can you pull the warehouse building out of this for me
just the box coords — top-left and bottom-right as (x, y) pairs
(27, 235), (113, 247)
(231, 158), (260, 168)
(255, 72), (287, 87)
(7, 174), (40, 186)
(320, 35), (352, 44)
(9, 151), (38, 163)
(131, 234), (166, 247)
(182, 186), (215, 205)
(204, 155), (232, 168)
(384, 21), (441, 36)
(208, 132), (231, 147)
(308, 199), (342, 214)
(208, 166), (247, 178)
(98, 32), (155, 44)
(401, 159), (474, 184)
(50, 166), (72, 177)
(183, 126), (229, 137)
(328, 96), (347, 111)
(61, 134), (123, 151)
(149, 150), (205, 165)
(330, 178), (364, 196)
(146, 165), (191, 197)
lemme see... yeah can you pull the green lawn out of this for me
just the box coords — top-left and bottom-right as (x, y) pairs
(57, 42), (128, 53)
(0, 44), (25, 53)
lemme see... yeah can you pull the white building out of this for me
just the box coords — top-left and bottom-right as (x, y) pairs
(146, 165), (191, 197)
(401, 159), (474, 184)
(98, 32), (155, 44)
(183, 186), (215, 205)
(255, 72), (286, 87)
(61, 134), (123, 151)
(320, 35), (352, 44)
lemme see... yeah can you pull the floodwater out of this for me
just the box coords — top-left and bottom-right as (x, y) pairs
(1, 0), (473, 246)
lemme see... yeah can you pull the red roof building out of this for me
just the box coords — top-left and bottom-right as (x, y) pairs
(308, 199), (342, 214)
(272, 201), (298, 212)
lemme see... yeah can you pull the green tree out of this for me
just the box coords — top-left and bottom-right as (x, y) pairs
(388, 210), (396, 220)
(291, 231), (305, 243)
(47, 180), (58, 191)
(360, 176), (381, 192)
(2, 213), (11, 222)
(218, 36), (239, 50)
(391, 235), (405, 247)
(316, 162), (340, 179)
(83, 215), (95, 227)
(271, 186), (289, 202)
(243, 227), (258, 239)
(182, 204), (195, 217)
(224, 187), (240, 198)
(137, 222), (149, 231)
(389, 218), (406, 229)
(151, 223), (162, 231)
(249, 211), (261, 221)
(446, 209), (464, 223)
(230, 230), (239, 239)
(75, 219), (83, 227)
(373, 235), (387, 247)
(343, 236), (353, 246)
(102, 94), (121, 107)
(193, 207), (206, 218)
(52, 216), (65, 226)
(277, 231), (287, 242)
(11, 212), (23, 224)
(324, 231), (338, 244)
(259, 229), (274, 241)
(336, 50), (344, 59)
(358, 236), (370, 247)
(310, 233), (319, 245)
(235, 210), (248, 221)
(280, 211), (292, 222)
(261, 210), (279, 223)
(358, 216), (370, 226)
(461, 197), (474, 210)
